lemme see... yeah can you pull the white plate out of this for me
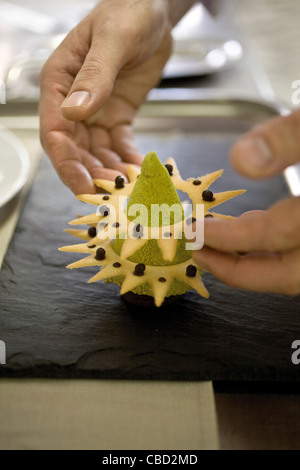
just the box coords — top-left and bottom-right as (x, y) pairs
(0, 126), (30, 208)
(163, 38), (243, 79)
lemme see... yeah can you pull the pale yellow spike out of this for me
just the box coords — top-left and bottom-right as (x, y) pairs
(206, 190), (246, 209)
(64, 229), (90, 241)
(178, 170), (224, 199)
(185, 274), (209, 298)
(67, 255), (101, 269)
(88, 264), (123, 283)
(151, 277), (173, 307)
(93, 179), (115, 193)
(59, 243), (91, 253)
(69, 213), (101, 226)
(199, 169), (224, 189)
(120, 237), (148, 259)
(120, 274), (146, 295)
(76, 194), (110, 205)
(165, 157), (181, 178)
(127, 165), (140, 183)
(157, 237), (178, 262)
(87, 270), (103, 283)
(164, 157), (186, 190)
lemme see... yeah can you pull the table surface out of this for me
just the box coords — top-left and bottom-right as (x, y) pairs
(1, 0), (300, 450)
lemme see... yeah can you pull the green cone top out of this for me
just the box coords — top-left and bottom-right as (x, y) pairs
(111, 152), (194, 296)
(126, 151), (184, 227)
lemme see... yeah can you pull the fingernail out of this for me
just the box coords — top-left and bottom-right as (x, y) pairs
(237, 137), (273, 169)
(62, 91), (90, 108)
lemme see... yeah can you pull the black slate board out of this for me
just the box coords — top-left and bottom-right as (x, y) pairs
(1, 130), (300, 384)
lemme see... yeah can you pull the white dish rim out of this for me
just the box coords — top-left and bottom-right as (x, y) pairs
(0, 126), (30, 208)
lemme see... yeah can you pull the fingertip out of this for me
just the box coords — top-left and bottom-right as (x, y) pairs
(110, 126), (144, 166)
(61, 92), (93, 121)
(60, 85), (110, 122)
(231, 109), (300, 179)
(192, 246), (213, 273)
(89, 167), (129, 183)
(62, 90), (91, 108)
(57, 160), (96, 195)
(240, 209), (266, 218)
(230, 136), (273, 179)
(122, 151), (144, 167)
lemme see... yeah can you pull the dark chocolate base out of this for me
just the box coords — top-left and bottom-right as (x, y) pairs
(122, 291), (181, 308)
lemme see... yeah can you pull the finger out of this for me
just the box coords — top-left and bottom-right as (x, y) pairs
(39, 24), (91, 182)
(39, 22), (91, 135)
(79, 149), (119, 179)
(60, 30), (126, 122)
(240, 210), (265, 218)
(193, 246), (300, 296)
(43, 130), (96, 194)
(89, 167), (128, 183)
(57, 160), (96, 195)
(90, 124), (143, 167)
(230, 109), (300, 179)
(199, 197), (300, 253)
(111, 125), (144, 166)
(91, 147), (130, 177)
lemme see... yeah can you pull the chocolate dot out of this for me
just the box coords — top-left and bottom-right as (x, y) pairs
(205, 214), (214, 218)
(95, 247), (106, 261)
(163, 232), (172, 238)
(186, 217), (196, 226)
(165, 164), (173, 176)
(115, 175), (125, 189)
(133, 223), (143, 238)
(88, 244), (96, 249)
(186, 265), (197, 277)
(102, 195), (109, 201)
(113, 262), (121, 268)
(99, 205), (110, 217)
(133, 263), (146, 276)
(193, 179), (201, 186)
(113, 222), (120, 228)
(159, 277), (166, 283)
(88, 227), (97, 238)
(202, 190), (215, 202)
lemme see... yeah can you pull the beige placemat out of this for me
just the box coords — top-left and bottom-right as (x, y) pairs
(0, 120), (219, 450)
(0, 379), (218, 450)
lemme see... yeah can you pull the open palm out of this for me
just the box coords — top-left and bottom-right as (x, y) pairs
(39, 0), (172, 194)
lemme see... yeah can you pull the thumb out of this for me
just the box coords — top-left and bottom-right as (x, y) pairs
(230, 109), (300, 179)
(61, 39), (123, 122)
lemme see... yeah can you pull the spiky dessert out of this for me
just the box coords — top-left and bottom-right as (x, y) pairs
(60, 152), (244, 307)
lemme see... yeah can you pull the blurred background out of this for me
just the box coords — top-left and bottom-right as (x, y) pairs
(0, 0), (299, 105)
(234, 0), (300, 104)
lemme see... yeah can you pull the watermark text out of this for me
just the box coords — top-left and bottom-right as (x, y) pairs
(291, 340), (300, 365)
(95, 200), (204, 250)
(291, 80), (300, 106)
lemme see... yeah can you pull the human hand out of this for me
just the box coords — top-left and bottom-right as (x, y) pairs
(193, 109), (300, 296)
(39, 0), (172, 194)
